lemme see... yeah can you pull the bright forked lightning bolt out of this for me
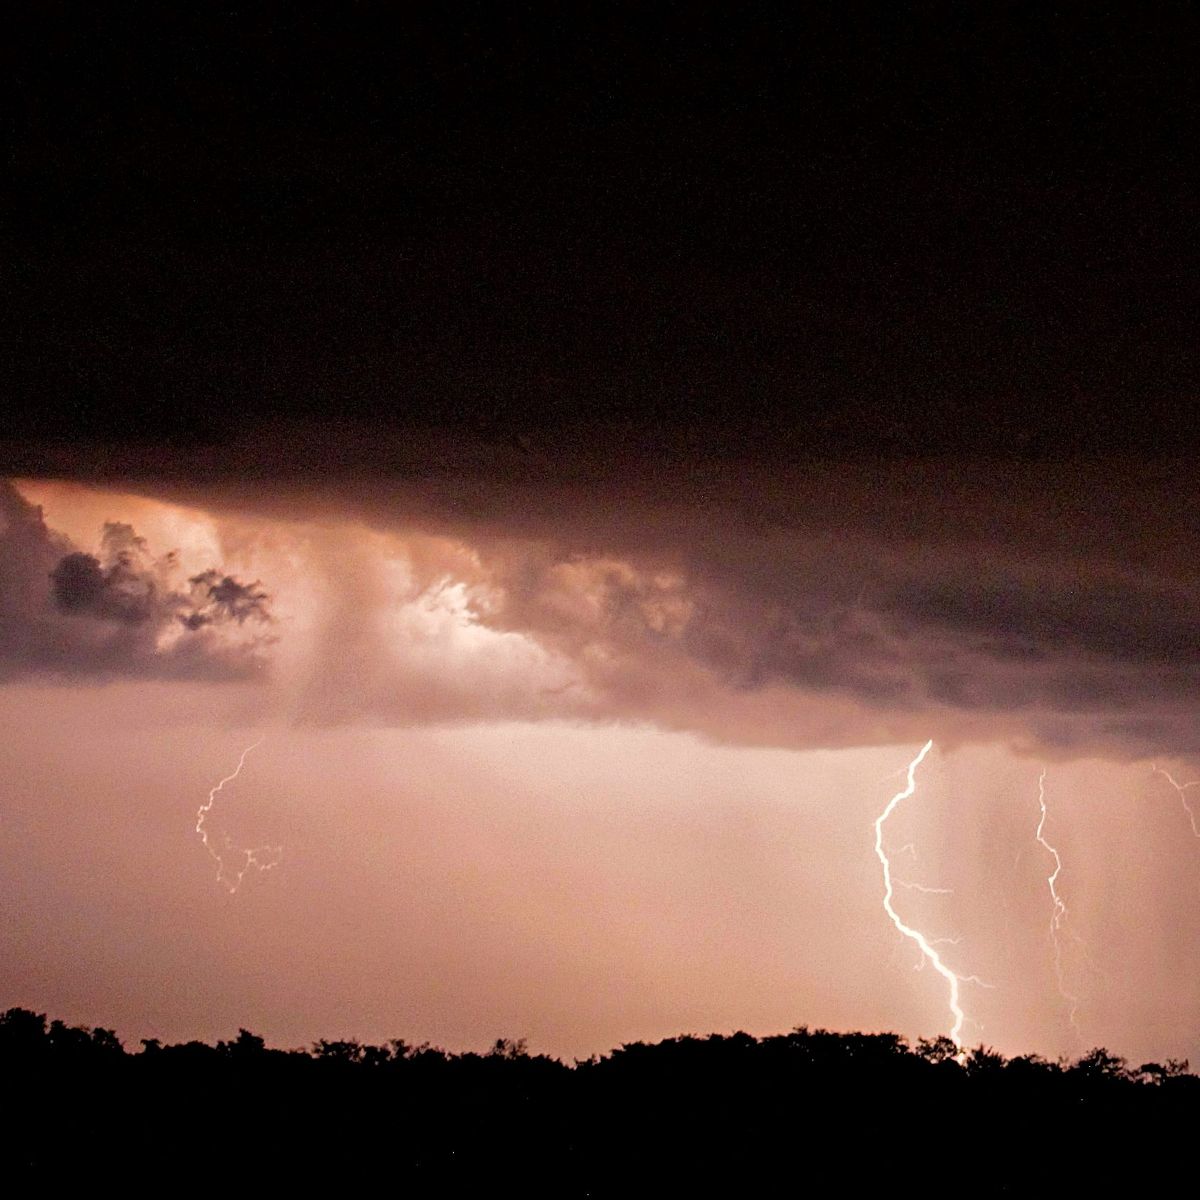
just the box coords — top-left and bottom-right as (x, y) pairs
(874, 739), (976, 1049)
(195, 739), (281, 893)
(1035, 768), (1082, 1044)
(1151, 765), (1200, 839)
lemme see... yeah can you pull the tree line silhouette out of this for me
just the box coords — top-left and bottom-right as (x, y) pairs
(3, 1007), (1196, 1193)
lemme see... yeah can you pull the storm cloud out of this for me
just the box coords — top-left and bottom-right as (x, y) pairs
(0, 480), (272, 681)
(6, 432), (1200, 758)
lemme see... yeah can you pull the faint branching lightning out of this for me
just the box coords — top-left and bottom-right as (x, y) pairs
(195, 739), (281, 893)
(1034, 768), (1083, 1045)
(1151, 764), (1200, 839)
(896, 880), (955, 895)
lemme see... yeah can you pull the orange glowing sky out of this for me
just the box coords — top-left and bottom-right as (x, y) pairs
(4, 472), (1200, 1066)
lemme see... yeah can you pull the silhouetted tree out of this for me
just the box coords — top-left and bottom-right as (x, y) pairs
(488, 1037), (529, 1059)
(916, 1034), (960, 1064)
(1072, 1046), (1129, 1082)
(1137, 1057), (1189, 1084)
(218, 1028), (266, 1057)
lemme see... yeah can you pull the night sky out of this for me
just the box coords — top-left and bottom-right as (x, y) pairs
(4, 6), (1200, 1063)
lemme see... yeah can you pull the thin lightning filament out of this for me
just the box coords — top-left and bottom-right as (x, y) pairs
(1151, 765), (1200, 839)
(195, 739), (281, 893)
(1035, 769), (1082, 1043)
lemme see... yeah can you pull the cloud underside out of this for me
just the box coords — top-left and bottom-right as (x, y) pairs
(5, 436), (1200, 758)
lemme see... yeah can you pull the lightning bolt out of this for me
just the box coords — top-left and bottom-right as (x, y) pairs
(874, 739), (982, 1050)
(896, 880), (955, 895)
(195, 739), (281, 893)
(1035, 768), (1083, 1044)
(1151, 764), (1200, 839)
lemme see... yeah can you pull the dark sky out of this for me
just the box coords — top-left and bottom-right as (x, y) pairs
(6, 4), (1199, 464)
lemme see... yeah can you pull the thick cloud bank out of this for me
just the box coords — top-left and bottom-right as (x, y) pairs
(6, 433), (1200, 759)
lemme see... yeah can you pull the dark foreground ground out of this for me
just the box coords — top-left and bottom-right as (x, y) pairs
(2, 1008), (1194, 1195)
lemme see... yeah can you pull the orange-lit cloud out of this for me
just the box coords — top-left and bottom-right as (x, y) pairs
(0, 481), (272, 681)
(11, 445), (1200, 761)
